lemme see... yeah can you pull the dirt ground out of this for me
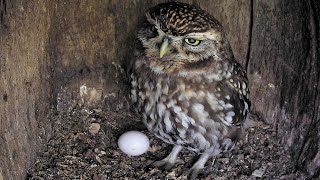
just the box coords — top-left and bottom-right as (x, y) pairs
(26, 80), (309, 180)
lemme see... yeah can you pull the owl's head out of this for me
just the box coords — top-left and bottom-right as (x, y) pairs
(136, 2), (233, 77)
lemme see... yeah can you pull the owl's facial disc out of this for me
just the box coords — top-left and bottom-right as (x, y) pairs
(155, 31), (220, 61)
(159, 35), (206, 58)
(135, 2), (231, 76)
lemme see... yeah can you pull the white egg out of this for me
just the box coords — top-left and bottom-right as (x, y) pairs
(118, 131), (150, 156)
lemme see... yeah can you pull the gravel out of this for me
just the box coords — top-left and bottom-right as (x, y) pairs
(26, 101), (308, 180)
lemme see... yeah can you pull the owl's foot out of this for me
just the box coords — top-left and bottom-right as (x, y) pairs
(152, 145), (182, 170)
(152, 159), (175, 170)
(182, 152), (211, 180)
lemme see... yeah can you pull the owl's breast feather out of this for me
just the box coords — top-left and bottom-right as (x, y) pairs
(130, 66), (248, 152)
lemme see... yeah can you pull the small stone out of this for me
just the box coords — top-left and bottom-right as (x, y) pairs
(279, 173), (297, 179)
(166, 170), (177, 178)
(112, 150), (121, 157)
(88, 123), (101, 134)
(105, 165), (112, 169)
(90, 164), (98, 168)
(148, 144), (161, 153)
(95, 155), (103, 164)
(149, 168), (160, 175)
(131, 161), (141, 168)
(237, 154), (245, 161)
(252, 166), (266, 177)
(219, 158), (230, 164)
(94, 148), (100, 153)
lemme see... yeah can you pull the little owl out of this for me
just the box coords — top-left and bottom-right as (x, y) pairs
(128, 2), (250, 179)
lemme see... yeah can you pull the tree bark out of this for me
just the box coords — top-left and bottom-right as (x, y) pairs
(0, 1), (53, 179)
(247, 0), (320, 177)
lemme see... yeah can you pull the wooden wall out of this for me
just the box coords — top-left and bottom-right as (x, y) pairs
(0, 1), (53, 179)
(248, 0), (320, 176)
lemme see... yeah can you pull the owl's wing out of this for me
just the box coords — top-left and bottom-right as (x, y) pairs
(127, 38), (144, 78)
(226, 83), (250, 126)
(222, 62), (251, 127)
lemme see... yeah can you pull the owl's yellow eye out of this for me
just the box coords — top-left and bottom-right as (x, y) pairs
(184, 38), (201, 46)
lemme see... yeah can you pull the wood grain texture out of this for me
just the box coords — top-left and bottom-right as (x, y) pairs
(247, 0), (320, 177)
(195, 0), (250, 65)
(0, 1), (53, 179)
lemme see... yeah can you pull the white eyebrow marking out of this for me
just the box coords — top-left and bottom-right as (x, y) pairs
(186, 30), (221, 40)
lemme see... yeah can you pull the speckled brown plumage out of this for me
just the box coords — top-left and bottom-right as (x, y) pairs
(147, 2), (222, 36)
(129, 2), (250, 179)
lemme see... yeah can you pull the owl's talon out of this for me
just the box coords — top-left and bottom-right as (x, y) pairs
(152, 145), (182, 170)
(181, 152), (212, 179)
(182, 167), (202, 180)
(152, 160), (174, 170)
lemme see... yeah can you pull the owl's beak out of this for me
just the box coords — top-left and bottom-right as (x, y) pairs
(159, 38), (172, 58)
